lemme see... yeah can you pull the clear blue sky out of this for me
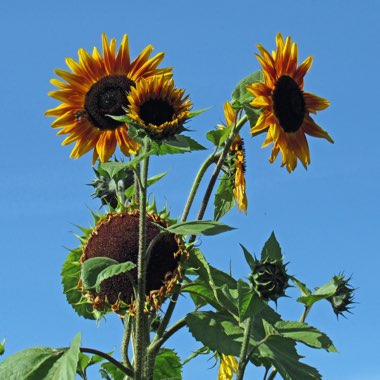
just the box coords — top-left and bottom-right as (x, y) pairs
(1, 1), (379, 379)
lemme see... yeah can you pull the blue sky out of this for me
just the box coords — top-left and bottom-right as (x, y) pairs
(1, 0), (379, 379)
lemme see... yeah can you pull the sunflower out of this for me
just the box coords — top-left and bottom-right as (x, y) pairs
(62, 207), (184, 319)
(45, 33), (172, 164)
(219, 101), (248, 213)
(247, 33), (333, 172)
(218, 354), (239, 380)
(127, 75), (192, 139)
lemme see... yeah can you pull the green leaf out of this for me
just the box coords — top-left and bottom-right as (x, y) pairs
(261, 232), (283, 263)
(186, 311), (244, 357)
(151, 135), (206, 155)
(0, 339), (5, 356)
(81, 257), (118, 290)
(257, 336), (321, 380)
(239, 243), (256, 271)
(214, 174), (235, 221)
(275, 321), (337, 352)
(237, 280), (256, 322)
(153, 349), (182, 380)
(231, 70), (263, 108)
(100, 362), (125, 380)
(166, 220), (235, 236)
(182, 279), (219, 309)
(206, 127), (231, 147)
(61, 248), (95, 320)
(147, 172), (168, 187)
(95, 261), (136, 292)
(242, 104), (261, 130)
(290, 276), (312, 297)
(45, 333), (81, 380)
(297, 277), (339, 307)
(0, 347), (65, 380)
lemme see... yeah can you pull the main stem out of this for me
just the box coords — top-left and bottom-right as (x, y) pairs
(236, 317), (253, 380)
(134, 138), (151, 380)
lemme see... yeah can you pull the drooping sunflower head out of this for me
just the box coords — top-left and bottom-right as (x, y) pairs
(46, 33), (172, 164)
(247, 33), (333, 172)
(62, 209), (184, 319)
(219, 102), (248, 213)
(127, 76), (192, 140)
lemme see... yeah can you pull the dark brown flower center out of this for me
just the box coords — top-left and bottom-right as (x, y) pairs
(83, 213), (179, 305)
(85, 75), (135, 130)
(272, 75), (305, 133)
(139, 99), (175, 126)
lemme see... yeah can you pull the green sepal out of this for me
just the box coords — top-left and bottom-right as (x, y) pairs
(188, 108), (209, 119)
(81, 257), (119, 290)
(0, 339), (4, 356)
(94, 262), (136, 292)
(166, 220), (235, 236)
(181, 346), (210, 367)
(61, 248), (96, 320)
(214, 174), (235, 221)
(261, 232), (283, 263)
(153, 349), (182, 380)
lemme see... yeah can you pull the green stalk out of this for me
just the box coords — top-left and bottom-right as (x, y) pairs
(134, 138), (151, 380)
(121, 314), (133, 372)
(236, 317), (253, 380)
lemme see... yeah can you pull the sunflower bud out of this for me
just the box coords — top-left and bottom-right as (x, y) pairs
(327, 275), (355, 318)
(249, 260), (289, 302)
(90, 166), (134, 208)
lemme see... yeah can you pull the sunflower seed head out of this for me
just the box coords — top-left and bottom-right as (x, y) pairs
(327, 274), (356, 318)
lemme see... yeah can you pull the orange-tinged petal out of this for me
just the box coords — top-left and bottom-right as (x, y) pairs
(250, 95), (272, 108)
(303, 92), (330, 113)
(294, 56), (313, 86)
(223, 101), (236, 126)
(251, 110), (272, 134)
(303, 115), (334, 143)
(96, 130), (117, 162)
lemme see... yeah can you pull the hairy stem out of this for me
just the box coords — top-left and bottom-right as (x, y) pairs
(236, 316), (253, 380)
(134, 138), (151, 380)
(121, 314), (133, 370)
(79, 348), (133, 377)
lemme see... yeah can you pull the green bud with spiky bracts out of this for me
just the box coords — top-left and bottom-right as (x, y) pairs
(249, 260), (289, 302)
(90, 163), (134, 208)
(327, 274), (355, 318)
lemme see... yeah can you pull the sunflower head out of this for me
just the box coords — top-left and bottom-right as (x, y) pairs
(90, 163), (134, 208)
(62, 207), (185, 319)
(127, 76), (192, 140)
(247, 33), (333, 172)
(249, 259), (289, 302)
(46, 33), (172, 164)
(327, 274), (355, 318)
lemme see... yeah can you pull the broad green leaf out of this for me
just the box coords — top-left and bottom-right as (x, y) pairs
(186, 311), (244, 356)
(166, 220), (235, 236)
(153, 349), (182, 380)
(231, 70), (263, 108)
(0, 339), (5, 356)
(262, 319), (280, 337)
(81, 257), (118, 290)
(151, 135), (206, 155)
(206, 126), (231, 147)
(45, 333), (81, 380)
(239, 243), (256, 271)
(237, 280), (256, 322)
(95, 262), (136, 292)
(0, 347), (65, 380)
(257, 336), (321, 380)
(214, 174), (235, 221)
(261, 232), (283, 263)
(61, 248), (95, 320)
(182, 279), (219, 310)
(275, 321), (337, 352)
(297, 277), (339, 307)
(100, 362), (125, 380)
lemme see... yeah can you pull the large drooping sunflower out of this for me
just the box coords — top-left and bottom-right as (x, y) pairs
(45, 34), (172, 164)
(219, 101), (248, 213)
(127, 75), (192, 139)
(247, 33), (333, 172)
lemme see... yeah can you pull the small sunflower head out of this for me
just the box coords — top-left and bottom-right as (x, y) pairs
(327, 275), (355, 318)
(249, 259), (289, 302)
(127, 76), (192, 140)
(75, 210), (183, 316)
(90, 164), (134, 208)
